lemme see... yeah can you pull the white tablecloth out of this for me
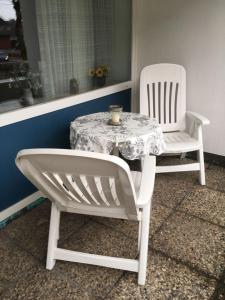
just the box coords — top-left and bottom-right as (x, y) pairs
(70, 112), (165, 160)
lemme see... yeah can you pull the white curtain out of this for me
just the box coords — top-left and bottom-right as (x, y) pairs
(93, 0), (113, 82)
(35, 0), (95, 99)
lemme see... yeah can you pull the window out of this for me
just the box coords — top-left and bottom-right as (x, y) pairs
(0, 0), (131, 113)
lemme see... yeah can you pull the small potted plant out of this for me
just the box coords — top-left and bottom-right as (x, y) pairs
(89, 65), (109, 87)
(22, 71), (42, 105)
(9, 62), (42, 106)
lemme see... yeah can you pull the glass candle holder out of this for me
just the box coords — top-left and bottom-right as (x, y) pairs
(109, 105), (123, 124)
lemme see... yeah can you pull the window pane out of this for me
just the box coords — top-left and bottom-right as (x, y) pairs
(0, 0), (131, 113)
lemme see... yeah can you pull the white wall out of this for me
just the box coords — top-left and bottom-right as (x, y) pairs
(135, 0), (225, 156)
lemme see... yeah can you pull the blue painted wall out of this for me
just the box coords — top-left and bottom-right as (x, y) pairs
(0, 90), (131, 211)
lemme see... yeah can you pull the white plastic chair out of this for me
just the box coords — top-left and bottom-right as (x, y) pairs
(16, 149), (156, 285)
(140, 63), (210, 185)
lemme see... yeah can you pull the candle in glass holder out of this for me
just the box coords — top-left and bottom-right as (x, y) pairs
(109, 105), (123, 124)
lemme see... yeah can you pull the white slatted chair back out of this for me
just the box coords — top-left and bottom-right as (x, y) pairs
(140, 64), (186, 132)
(16, 149), (138, 220)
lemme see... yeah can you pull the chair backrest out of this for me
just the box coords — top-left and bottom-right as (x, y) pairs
(140, 63), (186, 132)
(16, 149), (138, 220)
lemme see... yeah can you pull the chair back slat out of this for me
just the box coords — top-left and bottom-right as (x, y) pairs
(94, 176), (111, 207)
(80, 175), (101, 205)
(108, 177), (120, 206)
(16, 149), (138, 220)
(163, 81), (167, 123)
(140, 64), (186, 132)
(63, 174), (92, 205)
(46, 172), (78, 203)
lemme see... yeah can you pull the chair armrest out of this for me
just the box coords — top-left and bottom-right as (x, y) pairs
(136, 156), (156, 208)
(186, 111), (210, 126)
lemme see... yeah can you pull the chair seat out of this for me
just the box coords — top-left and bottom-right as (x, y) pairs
(163, 131), (200, 153)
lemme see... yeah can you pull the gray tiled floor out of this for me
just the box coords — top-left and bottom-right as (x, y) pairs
(1, 158), (225, 299)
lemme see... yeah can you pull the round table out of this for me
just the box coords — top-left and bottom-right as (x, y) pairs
(70, 112), (165, 160)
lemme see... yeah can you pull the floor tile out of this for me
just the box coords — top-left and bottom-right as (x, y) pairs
(108, 252), (216, 300)
(3, 200), (87, 261)
(57, 220), (138, 298)
(1, 159), (224, 299)
(92, 216), (139, 239)
(0, 231), (39, 296)
(152, 211), (225, 277)
(51, 260), (123, 299)
(214, 282), (225, 300)
(2, 201), (50, 260)
(153, 174), (193, 208)
(218, 279), (225, 300)
(60, 211), (90, 240)
(179, 186), (225, 226)
(91, 204), (172, 239)
(1, 266), (90, 300)
(206, 164), (225, 193)
(62, 220), (138, 257)
(150, 204), (173, 236)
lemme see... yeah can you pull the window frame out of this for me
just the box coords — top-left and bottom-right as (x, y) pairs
(0, 0), (137, 126)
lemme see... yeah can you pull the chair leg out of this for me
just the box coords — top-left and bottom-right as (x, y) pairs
(138, 220), (142, 252)
(46, 202), (60, 270)
(180, 153), (186, 159)
(198, 148), (206, 185)
(138, 203), (150, 285)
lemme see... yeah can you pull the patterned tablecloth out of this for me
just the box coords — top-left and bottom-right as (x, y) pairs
(70, 112), (165, 160)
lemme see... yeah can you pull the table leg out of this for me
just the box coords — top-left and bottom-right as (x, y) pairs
(112, 146), (119, 156)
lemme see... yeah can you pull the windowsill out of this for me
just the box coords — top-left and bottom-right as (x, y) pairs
(0, 98), (45, 114)
(0, 81), (132, 127)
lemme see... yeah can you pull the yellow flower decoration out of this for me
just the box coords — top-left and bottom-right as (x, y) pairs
(89, 68), (95, 77)
(96, 68), (104, 77)
(88, 65), (109, 78)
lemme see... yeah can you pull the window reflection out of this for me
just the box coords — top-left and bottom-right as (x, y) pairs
(0, 0), (131, 113)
